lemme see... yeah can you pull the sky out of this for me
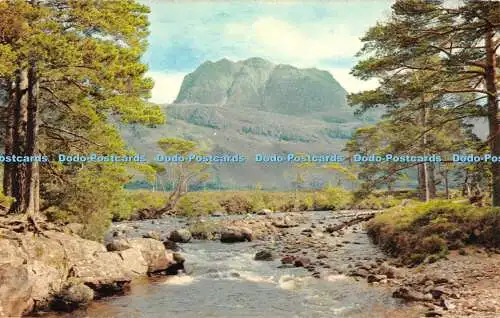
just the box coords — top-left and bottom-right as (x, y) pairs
(141, 0), (394, 104)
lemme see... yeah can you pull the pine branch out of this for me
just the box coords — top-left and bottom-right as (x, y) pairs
(40, 122), (103, 147)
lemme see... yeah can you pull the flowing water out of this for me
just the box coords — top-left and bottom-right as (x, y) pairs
(48, 212), (417, 318)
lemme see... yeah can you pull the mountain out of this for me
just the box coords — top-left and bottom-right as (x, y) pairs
(121, 58), (379, 190)
(174, 57), (348, 116)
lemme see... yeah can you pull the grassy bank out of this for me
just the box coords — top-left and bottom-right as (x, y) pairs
(116, 187), (406, 219)
(366, 200), (500, 266)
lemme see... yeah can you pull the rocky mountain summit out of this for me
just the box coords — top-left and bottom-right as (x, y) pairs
(174, 57), (347, 116)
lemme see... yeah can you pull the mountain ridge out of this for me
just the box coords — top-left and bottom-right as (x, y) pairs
(174, 57), (348, 116)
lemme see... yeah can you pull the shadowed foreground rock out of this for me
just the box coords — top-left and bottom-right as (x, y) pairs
(0, 229), (176, 317)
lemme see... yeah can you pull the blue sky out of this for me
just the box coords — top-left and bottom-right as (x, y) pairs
(140, 0), (394, 103)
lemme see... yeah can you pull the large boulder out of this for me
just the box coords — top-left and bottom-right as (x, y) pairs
(128, 238), (174, 273)
(169, 229), (192, 243)
(50, 283), (94, 312)
(220, 227), (253, 243)
(71, 251), (132, 295)
(0, 229), (177, 316)
(117, 247), (148, 275)
(0, 263), (34, 317)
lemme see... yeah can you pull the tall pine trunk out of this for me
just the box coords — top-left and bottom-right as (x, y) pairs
(418, 101), (430, 202)
(485, 29), (500, 206)
(26, 60), (39, 214)
(3, 80), (14, 196)
(443, 170), (449, 200)
(428, 162), (437, 199)
(10, 68), (29, 213)
(8, 61), (40, 215)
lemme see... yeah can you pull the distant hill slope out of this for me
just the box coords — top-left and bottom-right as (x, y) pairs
(121, 58), (380, 190)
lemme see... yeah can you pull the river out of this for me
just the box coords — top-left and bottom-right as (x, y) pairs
(46, 211), (418, 318)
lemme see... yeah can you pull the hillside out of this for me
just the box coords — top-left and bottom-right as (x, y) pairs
(121, 58), (380, 190)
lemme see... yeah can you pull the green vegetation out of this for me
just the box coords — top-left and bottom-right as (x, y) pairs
(125, 186), (404, 218)
(345, 0), (500, 264)
(0, 0), (162, 240)
(367, 201), (500, 265)
(348, 0), (499, 204)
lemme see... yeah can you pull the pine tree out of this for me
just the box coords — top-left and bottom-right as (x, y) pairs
(349, 0), (499, 204)
(0, 1), (164, 229)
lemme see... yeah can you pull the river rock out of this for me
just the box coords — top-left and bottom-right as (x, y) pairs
(281, 255), (295, 264)
(349, 268), (371, 278)
(294, 257), (311, 267)
(211, 210), (225, 217)
(367, 274), (387, 283)
(163, 240), (181, 251)
(128, 238), (174, 273)
(254, 250), (275, 261)
(392, 287), (433, 302)
(272, 216), (298, 228)
(220, 227), (253, 243)
(106, 239), (131, 252)
(143, 231), (161, 241)
(377, 262), (403, 279)
(50, 283), (94, 312)
(257, 208), (272, 215)
(169, 229), (192, 243)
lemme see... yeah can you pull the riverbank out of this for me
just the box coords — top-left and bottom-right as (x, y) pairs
(0, 218), (183, 317)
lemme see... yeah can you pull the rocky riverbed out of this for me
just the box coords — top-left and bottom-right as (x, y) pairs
(107, 210), (499, 318)
(2, 210), (498, 317)
(214, 211), (500, 318)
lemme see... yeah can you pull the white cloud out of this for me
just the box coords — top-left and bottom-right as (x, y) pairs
(148, 71), (185, 104)
(326, 68), (379, 93)
(226, 17), (362, 65)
